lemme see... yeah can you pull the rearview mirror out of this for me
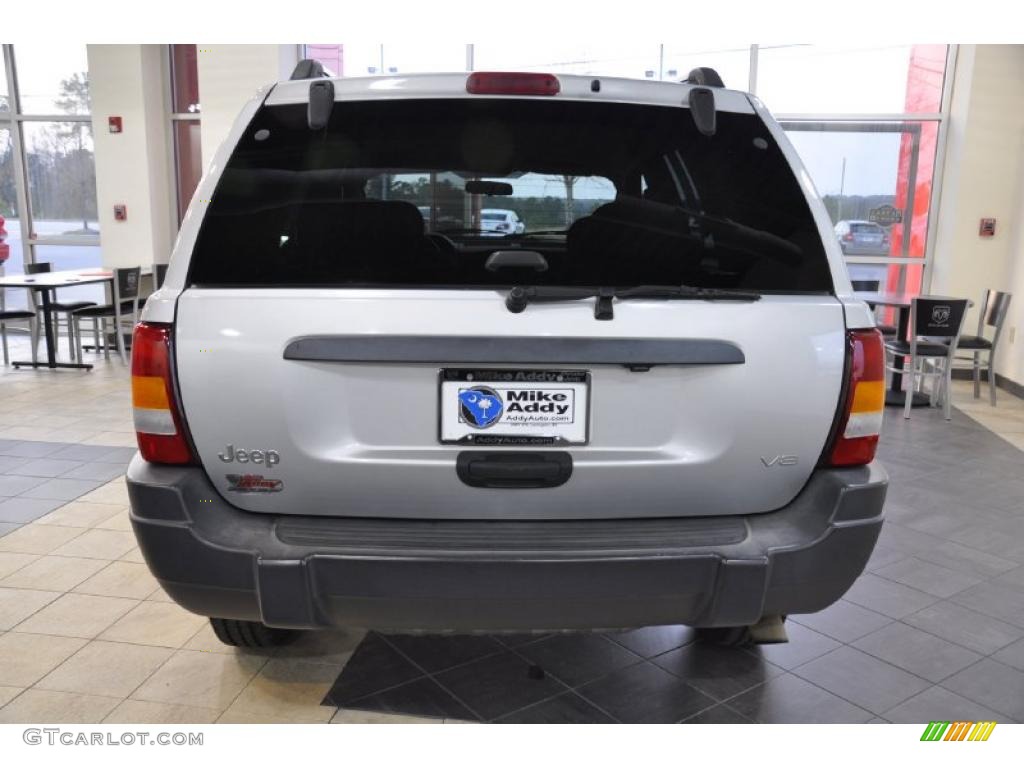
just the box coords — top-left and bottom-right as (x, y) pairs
(466, 180), (514, 196)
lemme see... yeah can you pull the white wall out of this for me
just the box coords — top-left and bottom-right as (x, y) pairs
(1004, 145), (1024, 385)
(930, 45), (1024, 386)
(87, 44), (174, 270)
(196, 45), (299, 167)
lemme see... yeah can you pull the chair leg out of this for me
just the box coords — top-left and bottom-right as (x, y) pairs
(1, 322), (8, 366)
(94, 318), (104, 360)
(928, 360), (940, 408)
(943, 359), (954, 420)
(972, 352), (981, 399)
(115, 318), (128, 365)
(904, 356), (915, 419)
(72, 315), (81, 362)
(30, 316), (39, 357)
(65, 314), (74, 362)
(29, 318), (38, 365)
(988, 352), (997, 407)
(72, 316), (80, 363)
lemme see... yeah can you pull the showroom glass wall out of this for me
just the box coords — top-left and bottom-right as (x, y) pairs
(302, 44), (953, 302)
(0, 44), (101, 309)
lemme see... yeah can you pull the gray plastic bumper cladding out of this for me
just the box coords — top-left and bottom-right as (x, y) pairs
(126, 455), (886, 631)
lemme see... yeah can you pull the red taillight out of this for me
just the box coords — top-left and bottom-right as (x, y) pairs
(466, 72), (560, 96)
(842, 233), (854, 242)
(131, 322), (196, 465)
(825, 328), (885, 467)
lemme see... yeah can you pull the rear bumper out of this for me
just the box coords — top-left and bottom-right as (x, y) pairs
(842, 244), (890, 257)
(126, 456), (886, 631)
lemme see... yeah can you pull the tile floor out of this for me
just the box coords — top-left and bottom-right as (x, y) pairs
(0, 331), (1022, 724)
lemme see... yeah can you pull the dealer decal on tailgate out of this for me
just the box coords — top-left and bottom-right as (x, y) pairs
(439, 369), (590, 445)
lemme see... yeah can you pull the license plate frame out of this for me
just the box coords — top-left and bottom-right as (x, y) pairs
(438, 368), (590, 446)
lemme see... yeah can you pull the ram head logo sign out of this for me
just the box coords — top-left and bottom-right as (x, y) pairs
(931, 305), (951, 326)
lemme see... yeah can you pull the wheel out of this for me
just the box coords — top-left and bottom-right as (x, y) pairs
(694, 626), (753, 648)
(208, 617), (299, 648)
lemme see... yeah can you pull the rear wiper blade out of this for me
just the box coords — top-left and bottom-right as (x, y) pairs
(615, 284), (762, 302)
(505, 284), (760, 319)
(505, 285), (601, 313)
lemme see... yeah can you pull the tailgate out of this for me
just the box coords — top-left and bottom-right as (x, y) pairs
(174, 289), (846, 520)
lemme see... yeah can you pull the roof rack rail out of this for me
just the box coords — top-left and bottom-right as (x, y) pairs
(684, 67), (725, 88)
(290, 59), (327, 81)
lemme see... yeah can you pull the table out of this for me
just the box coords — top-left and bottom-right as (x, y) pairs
(0, 268), (113, 371)
(855, 291), (972, 408)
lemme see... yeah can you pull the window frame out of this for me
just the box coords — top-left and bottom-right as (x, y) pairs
(1, 44), (100, 276)
(167, 44), (202, 227)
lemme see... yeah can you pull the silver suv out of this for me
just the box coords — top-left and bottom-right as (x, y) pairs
(127, 65), (888, 648)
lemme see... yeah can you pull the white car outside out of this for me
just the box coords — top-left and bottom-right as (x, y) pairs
(480, 208), (525, 236)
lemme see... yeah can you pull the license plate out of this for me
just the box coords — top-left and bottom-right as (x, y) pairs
(439, 369), (590, 445)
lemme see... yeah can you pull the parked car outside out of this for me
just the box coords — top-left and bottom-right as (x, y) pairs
(480, 208), (525, 236)
(835, 219), (891, 256)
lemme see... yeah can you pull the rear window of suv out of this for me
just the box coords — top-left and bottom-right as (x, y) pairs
(188, 98), (832, 292)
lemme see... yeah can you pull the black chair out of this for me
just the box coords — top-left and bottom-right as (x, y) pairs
(954, 289), (1012, 406)
(71, 266), (141, 364)
(0, 286), (38, 366)
(851, 279), (897, 336)
(25, 262), (97, 361)
(884, 297), (969, 420)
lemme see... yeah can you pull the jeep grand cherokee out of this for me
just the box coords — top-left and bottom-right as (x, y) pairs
(126, 66), (887, 648)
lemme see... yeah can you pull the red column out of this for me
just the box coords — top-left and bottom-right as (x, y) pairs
(888, 45), (946, 304)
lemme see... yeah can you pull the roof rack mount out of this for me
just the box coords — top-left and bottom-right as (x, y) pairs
(684, 67), (725, 88)
(290, 59), (327, 81)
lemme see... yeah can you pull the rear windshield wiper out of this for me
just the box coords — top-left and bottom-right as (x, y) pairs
(505, 284), (761, 320)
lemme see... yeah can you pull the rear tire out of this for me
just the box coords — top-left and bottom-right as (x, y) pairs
(694, 626), (753, 648)
(209, 617), (299, 648)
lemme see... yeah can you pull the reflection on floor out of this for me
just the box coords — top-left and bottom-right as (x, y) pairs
(0, 338), (1022, 723)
